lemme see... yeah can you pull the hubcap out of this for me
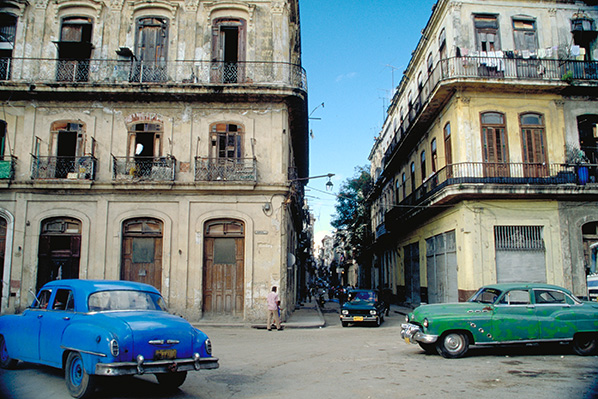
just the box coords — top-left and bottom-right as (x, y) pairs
(70, 357), (83, 386)
(445, 334), (464, 352)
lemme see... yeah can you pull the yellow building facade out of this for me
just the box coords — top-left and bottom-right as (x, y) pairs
(369, 0), (598, 304)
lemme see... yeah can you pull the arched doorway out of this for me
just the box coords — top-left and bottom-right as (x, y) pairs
(121, 218), (163, 290)
(203, 219), (244, 317)
(37, 217), (81, 290)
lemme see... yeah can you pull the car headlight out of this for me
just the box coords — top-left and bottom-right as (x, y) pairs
(342, 309), (349, 315)
(110, 339), (119, 357)
(405, 314), (410, 322)
(205, 338), (212, 356)
(370, 310), (377, 315)
(423, 318), (429, 328)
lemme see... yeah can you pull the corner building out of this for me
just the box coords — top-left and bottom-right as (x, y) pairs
(369, 0), (598, 305)
(0, 0), (309, 322)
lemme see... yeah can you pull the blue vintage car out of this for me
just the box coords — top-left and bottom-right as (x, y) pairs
(0, 279), (219, 398)
(340, 289), (386, 327)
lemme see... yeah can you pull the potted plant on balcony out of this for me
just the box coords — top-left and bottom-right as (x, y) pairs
(566, 144), (590, 185)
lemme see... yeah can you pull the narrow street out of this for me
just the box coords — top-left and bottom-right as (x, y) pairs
(1, 300), (597, 399)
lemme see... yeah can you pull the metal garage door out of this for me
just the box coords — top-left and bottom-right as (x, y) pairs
(495, 226), (546, 283)
(426, 230), (458, 303)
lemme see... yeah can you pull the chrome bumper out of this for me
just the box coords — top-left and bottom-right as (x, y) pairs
(400, 323), (438, 345)
(340, 315), (380, 322)
(95, 356), (219, 376)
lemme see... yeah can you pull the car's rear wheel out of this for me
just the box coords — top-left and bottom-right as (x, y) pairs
(0, 335), (18, 369)
(572, 333), (598, 356)
(156, 371), (187, 390)
(437, 332), (469, 358)
(65, 352), (97, 398)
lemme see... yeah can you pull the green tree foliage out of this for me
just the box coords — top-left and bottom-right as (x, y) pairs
(331, 165), (372, 260)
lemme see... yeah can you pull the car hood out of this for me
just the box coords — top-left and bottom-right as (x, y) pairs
(97, 311), (198, 359)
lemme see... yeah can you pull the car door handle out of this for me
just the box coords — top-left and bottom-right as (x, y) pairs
(63, 316), (70, 320)
(37, 314), (43, 319)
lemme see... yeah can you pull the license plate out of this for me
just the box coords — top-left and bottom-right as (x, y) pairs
(154, 349), (177, 360)
(405, 337), (411, 344)
(353, 316), (364, 322)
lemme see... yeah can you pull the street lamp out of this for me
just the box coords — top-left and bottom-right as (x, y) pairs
(290, 173), (335, 191)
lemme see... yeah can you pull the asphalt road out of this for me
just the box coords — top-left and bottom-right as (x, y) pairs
(1, 302), (597, 399)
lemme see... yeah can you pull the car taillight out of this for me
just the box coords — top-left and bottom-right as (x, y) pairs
(110, 339), (119, 357)
(205, 338), (212, 355)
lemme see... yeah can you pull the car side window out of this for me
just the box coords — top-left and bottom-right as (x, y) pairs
(498, 290), (530, 305)
(32, 289), (52, 309)
(534, 289), (569, 305)
(53, 289), (75, 311)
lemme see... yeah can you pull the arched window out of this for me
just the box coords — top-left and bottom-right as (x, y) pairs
(410, 161), (416, 193)
(431, 138), (437, 173)
(132, 17), (169, 82)
(0, 13), (17, 80)
(420, 150), (426, 181)
(481, 112), (509, 177)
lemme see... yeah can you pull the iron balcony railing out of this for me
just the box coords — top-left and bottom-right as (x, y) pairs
(30, 155), (97, 180)
(194, 157), (257, 182)
(388, 161), (595, 219)
(112, 155), (176, 182)
(0, 155), (17, 180)
(0, 58), (307, 91)
(382, 56), (598, 168)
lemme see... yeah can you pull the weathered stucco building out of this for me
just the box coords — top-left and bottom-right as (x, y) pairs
(0, 0), (309, 322)
(368, 0), (598, 305)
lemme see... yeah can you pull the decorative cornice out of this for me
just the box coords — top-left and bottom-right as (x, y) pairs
(128, 0), (179, 17)
(183, 0), (200, 12)
(54, 0), (103, 17)
(205, 1), (256, 22)
(270, 0), (287, 15)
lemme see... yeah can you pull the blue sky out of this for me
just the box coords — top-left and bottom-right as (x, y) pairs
(299, 0), (438, 240)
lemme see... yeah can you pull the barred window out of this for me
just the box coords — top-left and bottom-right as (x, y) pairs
(494, 226), (545, 251)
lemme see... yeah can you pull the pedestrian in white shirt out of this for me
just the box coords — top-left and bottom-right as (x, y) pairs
(266, 286), (282, 331)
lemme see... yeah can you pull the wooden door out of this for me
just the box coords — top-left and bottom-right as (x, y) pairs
(203, 237), (244, 316)
(121, 219), (163, 290)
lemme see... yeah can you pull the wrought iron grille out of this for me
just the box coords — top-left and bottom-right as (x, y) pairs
(495, 225), (545, 251)
(194, 158), (257, 182)
(30, 156), (96, 180)
(112, 155), (176, 181)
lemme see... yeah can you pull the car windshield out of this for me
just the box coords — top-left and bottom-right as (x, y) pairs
(88, 290), (168, 312)
(349, 291), (377, 303)
(468, 287), (502, 304)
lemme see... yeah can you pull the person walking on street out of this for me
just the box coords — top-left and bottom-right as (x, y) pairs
(267, 286), (282, 331)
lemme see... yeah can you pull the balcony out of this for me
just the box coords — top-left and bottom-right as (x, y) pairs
(0, 155), (16, 180)
(385, 162), (596, 225)
(382, 56), (598, 171)
(112, 155), (176, 182)
(0, 58), (307, 91)
(194, 158), (257, 182)
(30, 155), (96, 180)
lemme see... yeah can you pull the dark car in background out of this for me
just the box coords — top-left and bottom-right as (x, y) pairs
(340, 289), (385, 327)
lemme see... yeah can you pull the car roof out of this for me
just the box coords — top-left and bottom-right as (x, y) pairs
(480, 283), (573, 294)
(41, 279), (161, 295)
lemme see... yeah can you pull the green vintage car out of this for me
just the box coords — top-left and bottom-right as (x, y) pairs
(400, 283), (598, 358)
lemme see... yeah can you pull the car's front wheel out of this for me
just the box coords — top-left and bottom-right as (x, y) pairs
(65, 352), (97, 399)
(572, 333), (598, 356)
(156, 371), (187, 390)
(418, 342), (436, 355)
(437, 332), (469, 358)
(0, 335), (18, 369)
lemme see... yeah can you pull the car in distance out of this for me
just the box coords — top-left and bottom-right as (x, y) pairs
(340, 289), (385, 327)
(0, 279), (219, 398)
(400, 283), (598, 358)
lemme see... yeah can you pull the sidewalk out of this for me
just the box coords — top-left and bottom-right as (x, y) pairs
(193, 301), (414, 330)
